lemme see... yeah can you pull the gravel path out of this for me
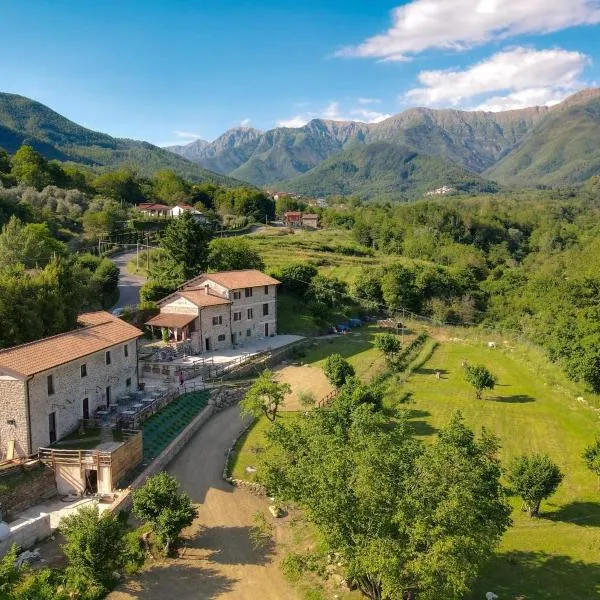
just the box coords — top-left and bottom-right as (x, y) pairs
(109, 405), (299, 600)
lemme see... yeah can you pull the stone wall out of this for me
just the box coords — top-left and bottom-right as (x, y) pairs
(1, 464), (57, 521)
(0, 377), (28, 459)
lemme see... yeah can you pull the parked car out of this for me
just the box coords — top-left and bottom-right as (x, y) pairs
(348, 318), (362, 328)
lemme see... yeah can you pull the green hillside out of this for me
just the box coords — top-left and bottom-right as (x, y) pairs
(487, 90), (600, 186)
(0, 92), (239, 185)
(279, 142), (498, 200)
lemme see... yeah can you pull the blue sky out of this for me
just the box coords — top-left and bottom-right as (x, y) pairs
(1, 0), (599, 145)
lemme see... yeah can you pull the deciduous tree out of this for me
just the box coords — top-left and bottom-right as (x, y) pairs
(463, 363), (497, 399)
(132, 472), (196, 555)
(323, 353), (355, 389)
(240, 369), (291, 422)
(507, 453), (564, 516)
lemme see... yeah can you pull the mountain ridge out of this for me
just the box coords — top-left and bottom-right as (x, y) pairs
(0, 92), (241, 186)
(167, 89), (600, 188)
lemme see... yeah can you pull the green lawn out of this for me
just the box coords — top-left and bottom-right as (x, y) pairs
(230, 412), (301, 482)
(302, 324), (407, 382)
(393, 338), (600, 599)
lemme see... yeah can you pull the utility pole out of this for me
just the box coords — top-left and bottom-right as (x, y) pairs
(401, 307), (405, 345)
(136, 240), (139, 271)
(146, 234), (150, 273)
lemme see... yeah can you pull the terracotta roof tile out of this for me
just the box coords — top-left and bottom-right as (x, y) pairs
(0, 312), (143, 377)
(145, 313), (197, 328)
(178, 290), (232, 307)
(194, 270), (280, 290)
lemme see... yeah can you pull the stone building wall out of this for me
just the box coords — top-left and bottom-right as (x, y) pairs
(0, 377), (27, 459)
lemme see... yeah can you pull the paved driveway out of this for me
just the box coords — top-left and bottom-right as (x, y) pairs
(111, 251), (146, 310)
(109, 405), (299, 600)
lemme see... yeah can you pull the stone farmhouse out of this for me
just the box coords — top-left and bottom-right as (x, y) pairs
(146, 270), (280, 353)
(0, 312), (143, 460)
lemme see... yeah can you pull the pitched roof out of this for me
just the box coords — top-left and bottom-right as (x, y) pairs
(0, 312), (143, 377)
(137, 203), (170, 211)
(145, 313), (197, 328)
(178, 290), (232, 307)
(302, 214), (319, 219)
(199, 270), (281, 289)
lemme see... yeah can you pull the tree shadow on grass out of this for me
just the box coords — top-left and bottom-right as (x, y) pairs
(114, 563), (237, 599)
(469, 551), (600, 600)
(401, 408), (438, 437)
(488, 394), (536, 403)
(543, 501), (600, 527)
(188, 525), (276, 566)
(413, 367), (449, 376)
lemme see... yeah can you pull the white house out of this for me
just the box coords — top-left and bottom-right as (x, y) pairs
(169, 204), (207, 222)
(0, 312), (143, 459)
(146, 270), (280, 353)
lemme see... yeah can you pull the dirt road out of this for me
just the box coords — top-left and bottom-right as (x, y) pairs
(109, 405), (299, 600)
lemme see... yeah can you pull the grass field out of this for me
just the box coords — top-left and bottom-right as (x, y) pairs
(246, 228), (398, 285)
(393, 335), (600, 599)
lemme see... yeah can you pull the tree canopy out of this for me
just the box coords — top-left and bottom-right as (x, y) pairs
(260, 384), (510, 600)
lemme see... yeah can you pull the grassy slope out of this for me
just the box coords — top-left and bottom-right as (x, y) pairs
(278, 142), (496, 201)
(232, 321), (600, 599)
(396, 334), (600, 599)
(487, 94), (600, 186)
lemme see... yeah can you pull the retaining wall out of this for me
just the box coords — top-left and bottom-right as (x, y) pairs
(0, 514), (51, 557)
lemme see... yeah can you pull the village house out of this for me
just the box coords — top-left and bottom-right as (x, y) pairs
(146, 270), (280, 354)
(302, 213), (319, 228)
(283, 211), (302, 227)
(136, 202), (171, 218)
(169, 203), (206, 222)
(0, 312), (143, 460)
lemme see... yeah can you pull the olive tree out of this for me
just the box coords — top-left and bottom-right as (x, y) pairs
(507, 454), (564, 516)
(240, 369), (291, 423)
(132, 472), (197, 555)
(323, 353), (355, 389)
(583, 437), (600, 488)
(374, 333), (402, 367)
(463, 363), (497, 399)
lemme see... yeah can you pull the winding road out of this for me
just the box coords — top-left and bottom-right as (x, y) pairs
(109, 405), (299, 600)
(111, 250), (146, 310)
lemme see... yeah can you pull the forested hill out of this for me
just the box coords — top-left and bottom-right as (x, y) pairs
(0, 93), (240, 186)
(486, 89), (600, 186)
(278, 142), (498, 201)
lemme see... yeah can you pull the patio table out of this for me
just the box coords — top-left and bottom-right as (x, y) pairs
(96, 409), (109, 417)
(121, 409), (136, 416)
(132, 403), (144, 410)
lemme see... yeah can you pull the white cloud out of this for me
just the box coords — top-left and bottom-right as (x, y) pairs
(277, 115), (313, 128)
(173, 130), (203, 140)
(337, 0), (600, 61)
(240, 118), (252, 127)
(357, 97), (381, 105)
(405, 47), (590, 108)
(350, 108), (392, 123)
(277, 100), (393, 128)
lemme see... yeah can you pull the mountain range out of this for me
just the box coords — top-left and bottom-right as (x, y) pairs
(0, 92), (239, 186)
(1, 89), (599, 201)
(169, 89), (600, 195)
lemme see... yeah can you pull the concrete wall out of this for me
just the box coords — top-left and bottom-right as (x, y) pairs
(28, 340), (138, 453)
(55, 464), (85, 496)
(0, 377), (28, 459)
(0, 514), (51, 556)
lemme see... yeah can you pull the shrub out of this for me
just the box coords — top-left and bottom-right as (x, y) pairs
(323, 354), (355, 389)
